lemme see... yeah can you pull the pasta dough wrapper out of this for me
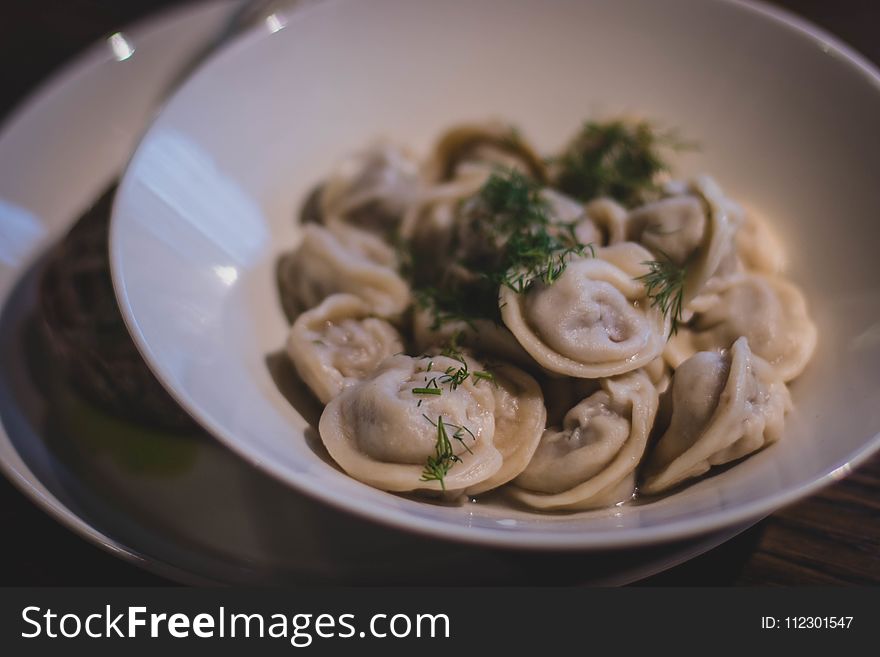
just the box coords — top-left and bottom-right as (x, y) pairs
(319, 354), (500, 493)
(465, 362), (546, 495)
(501, 242), (669, 378)
(287, 293), (404, 404)
(320, 142), (420, 235)
(641, 336), (791, 494)
(423, 122), (546, 183)
(277, 223), (410, 319)
(664, 273), (817, 381)
(511, 368), (659, 510)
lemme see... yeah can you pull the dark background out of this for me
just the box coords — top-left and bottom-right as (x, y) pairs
(0, 0), (878, 586)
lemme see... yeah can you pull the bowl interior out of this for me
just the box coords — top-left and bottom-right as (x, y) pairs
(111, 0), (880, 548)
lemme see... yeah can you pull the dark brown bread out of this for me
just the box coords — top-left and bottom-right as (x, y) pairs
(38, 184), (198, 433)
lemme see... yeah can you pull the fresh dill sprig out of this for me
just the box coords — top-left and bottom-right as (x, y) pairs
(416, 336), (495, 394)
(419, 415), (475, 490)
(497, 230), (590, 292)
(422, 414), (475, 451)
(478, 168), (548, 226)
(438, 338), (471, 389)
(636, 254), (687, 335)
(442, 335), (496, 387)
(412, 169), (594, 329)
(472, 169), (594, 294)
(554, 119), (694, 206)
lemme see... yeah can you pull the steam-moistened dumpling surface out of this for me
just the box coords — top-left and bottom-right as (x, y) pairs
(501, 242), (669, 378)
(644, 356), (672, 394)
(277, 223), (410, 319)
(670, 176), (735, 305)
(673, 273), (817, 381)
(320, 142), (420, 234)
(466, 363), (546, 495)
(319, 353), (544, 495)
(319, 354), (501, 493)
(626, 195), (706, 266)
(641, 337), (791, 494)
(287, 294), (404, 404)
(512, 369), (659, 510)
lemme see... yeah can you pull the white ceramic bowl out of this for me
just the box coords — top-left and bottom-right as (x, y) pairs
(110, 0), (880, 549)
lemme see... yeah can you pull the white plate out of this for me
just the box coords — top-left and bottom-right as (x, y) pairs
(0, 0), (753, 585)
(111, 0), (880, 549)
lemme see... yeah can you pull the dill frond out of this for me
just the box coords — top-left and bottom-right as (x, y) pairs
(419, 415), (475, 490)
(554, 119), (694, 206)
(474, 169), (594, 294)
(636, 254), (687, 335)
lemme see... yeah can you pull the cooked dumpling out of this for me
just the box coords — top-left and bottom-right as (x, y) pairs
(541, 190), (627, 248)
(626, 195), (706, 266)
(628, 176), (735, 306)
(277, 223), (410, 319)
(319, 142), (420, 234)
(319, 353), (542, 494)
(540, 188), (585, 224)
(466, 362), (546, 495)
(662, 328), (698, 370)
(274, 118), (820, 510)
(641, 337), (791, 494)
(644, 356), (672, 395)
(500, 242), (669, 378)
(668, 273), (817, 381)
(511, 368), (658, 510)
(735, 211), (787, 275)
(540, 187), (598, 246)
(423, 122), (547, 183)
(583, 198), (627, 246)
(319, 354), (500, 493)
(540, 375), (602, 427)
(399, 172), (489, 287)
(411, 306), (534, 369)
(286, 294), (404, 404)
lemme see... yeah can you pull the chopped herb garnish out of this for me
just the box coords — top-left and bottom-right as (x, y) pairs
(636, 254), (686, 335)
(419, 415), (475, 490)
(415, 336), (496, 395)
(469, 169), (594, 293)
(438, 340), (471, 389)
(412, 387), (442, 396)
(554, 119), (693, 206)
(411, 120), (687, 330)
(411, 169), (594, 328)
(472, 370), (497, 385)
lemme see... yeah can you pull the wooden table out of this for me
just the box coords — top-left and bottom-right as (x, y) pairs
(1, 0), (878, 586)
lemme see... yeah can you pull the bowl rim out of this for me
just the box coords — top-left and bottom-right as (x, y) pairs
(109, 0), (880, 550)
